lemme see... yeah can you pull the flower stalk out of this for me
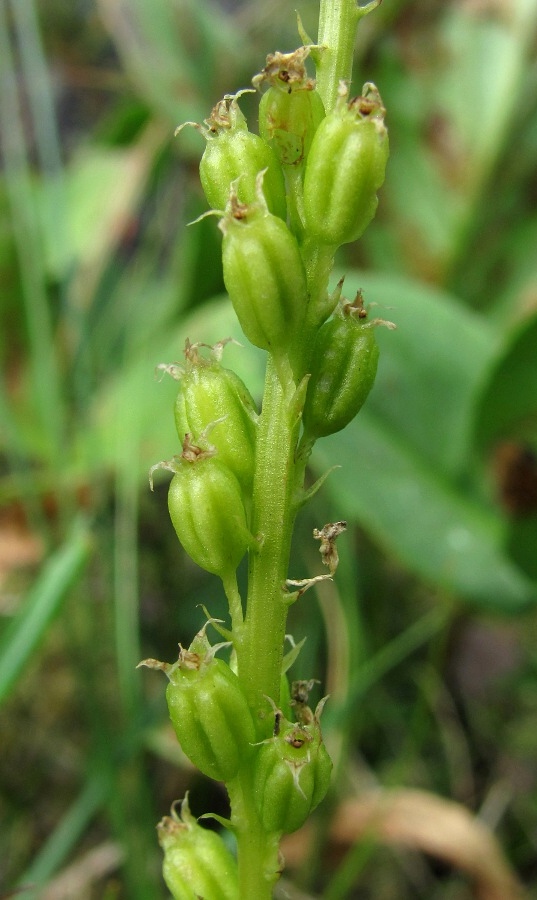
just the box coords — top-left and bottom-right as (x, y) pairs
(144, 0), (389, 895)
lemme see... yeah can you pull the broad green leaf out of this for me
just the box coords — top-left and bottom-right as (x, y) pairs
(474, 310), (537, 447)
(312, 413), (536, 612)
(309, 271), (535, 611)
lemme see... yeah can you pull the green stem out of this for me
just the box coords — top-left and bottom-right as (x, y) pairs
(237, 356), (298, 723)
(316, 0), (381, 114)
(230, 355), (298, 897)
(222, 4), (386, 897)
(302, 238), (337, 334)
(228, 770), (279, 900)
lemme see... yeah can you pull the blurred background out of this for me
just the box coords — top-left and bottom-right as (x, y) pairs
(1, 0), (537, 897)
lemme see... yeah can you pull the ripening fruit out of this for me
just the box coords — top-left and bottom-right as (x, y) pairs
(219, 179), (308, 355)
(253, 712), (332, 834)
(168, 453), (252, 580)
(303, 82), (388, 247)
(192, 92), (287, 220)
(173, 343), (257, 492)
(254, 47), (325, 168)
(166, 649), (256, 783)
(158, 795), (239, 899)
(302, 298), (380, 439)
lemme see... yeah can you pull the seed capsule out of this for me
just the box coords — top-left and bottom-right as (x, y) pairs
(158, 795), (239, 900)
(219, 176), (308, 354)
(141, 625), (256, 784)
(183, 92), (287, 220)
(172, 339), (257, 492)
(166, 635), (256, 783)
(254, 47), (325, 168)
(253, 703), (332, 834)
(303, 82), (389, 246)
(302, 295), (381, 439)
(166, 436), (253, 579)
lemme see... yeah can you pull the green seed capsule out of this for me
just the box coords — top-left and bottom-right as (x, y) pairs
(302, 297), (380, 439)
(172, 340), (257, 492)
(219, 178), (308, 354)
(253, 711), (332, 834)
(167, 443), (253, 579)
(303, 82), (389, 246)
(165, 630), (256, 783)
(254, 48), (325, 168)
(158, 795), (239, 900)
(193, 92), (287, 220)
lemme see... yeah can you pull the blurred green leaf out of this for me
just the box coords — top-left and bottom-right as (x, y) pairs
(344, 270), (499, 475)
(313, 413), (536, 612)
(38, 126), (166, 281)
(310, 271), (536, 612)
(372, 0), (537, 285)
(474, 309), (537, 447)
(96, 0), (243, 129)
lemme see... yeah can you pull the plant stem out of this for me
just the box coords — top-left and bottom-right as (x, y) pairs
(231, 355), (298, 896)
(237, 356), (298, 725)
(228, 769), (279, 900)
(225, 3), (385, 895)
(316, 0), (381, 114)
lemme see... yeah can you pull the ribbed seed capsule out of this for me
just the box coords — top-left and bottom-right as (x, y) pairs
(158, 795), (239, 900)
(254, 47), (325, 168)
(166, 437), (253, 579)
(172, 340), (257, 492)
(190, 92), (286, 220)
(303, 82), (389, 246)
(165, 632), (256, 783)
(219, 177), (308, 354)
(253, 707), (332, 834)
(302, 296), (380, 440)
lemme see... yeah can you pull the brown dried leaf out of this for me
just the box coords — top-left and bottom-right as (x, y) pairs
(282, 788), (526, 900)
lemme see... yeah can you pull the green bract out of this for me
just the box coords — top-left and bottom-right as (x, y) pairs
(194, 93), (287, 220)
(220, 179), (308, 354)
(158, 795), (239, 900)
(303, 82), (389, 246)
(165, 632), (256, 783)
(172, 340), (257, 492)
(254, 48), (325, 168)
(302, 298), (380, 439)
(167, 442), (253, 579)
(253, 708), (332, 834)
